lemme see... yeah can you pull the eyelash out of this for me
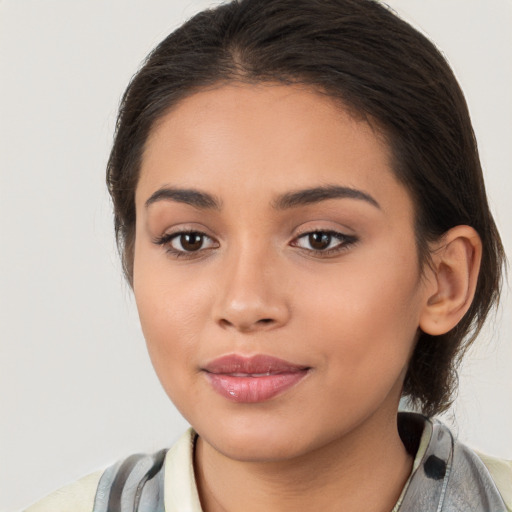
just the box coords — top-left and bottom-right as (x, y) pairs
(153, 229), (358, 259)
(153, 231), (218, 259)
(291, 230), (358, 256)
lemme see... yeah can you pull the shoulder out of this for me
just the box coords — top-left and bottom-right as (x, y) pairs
(475, 451), (512, 512)
(85, 429), (199, 512)
(23, 429), (198, 512)
(24, 470), (103, 512)
(398, 413), (511, 511)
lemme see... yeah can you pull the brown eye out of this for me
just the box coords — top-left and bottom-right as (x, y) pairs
(308, 232), (332, 250)
(153, 230), (218, 257)
(292, 230), (357, 256)
(174, 232), (204, 251)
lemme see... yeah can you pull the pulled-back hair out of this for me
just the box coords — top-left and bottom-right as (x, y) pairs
(106, 0), (505, 416)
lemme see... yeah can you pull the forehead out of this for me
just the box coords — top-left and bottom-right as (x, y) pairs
(137, 82), (408, 215)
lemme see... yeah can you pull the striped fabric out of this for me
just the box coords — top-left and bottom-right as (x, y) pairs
(89, 414), (509, 511)
(92, 449), (167, 512)
(396, 415), (508, 510)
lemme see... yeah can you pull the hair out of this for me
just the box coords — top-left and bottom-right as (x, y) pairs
(106, 0), (505, 416)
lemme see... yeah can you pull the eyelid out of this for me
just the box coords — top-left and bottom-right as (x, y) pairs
(290, 228), (358, 256)
(152, 227), (220, 258)
(151, 221), (217, 242)
(151, 223), (357, 259)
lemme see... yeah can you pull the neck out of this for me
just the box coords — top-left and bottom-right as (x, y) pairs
(194, 409), (414, 512)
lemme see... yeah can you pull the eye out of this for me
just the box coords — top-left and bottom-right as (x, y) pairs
(292, 230), (357, 255)
(171, 232), (208, 252)
(154, 230), (218, 257)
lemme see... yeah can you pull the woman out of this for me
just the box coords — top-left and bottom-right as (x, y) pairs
(25, 0), (511, 510)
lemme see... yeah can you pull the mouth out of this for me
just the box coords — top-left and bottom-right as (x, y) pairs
(202, 354), (310, 403)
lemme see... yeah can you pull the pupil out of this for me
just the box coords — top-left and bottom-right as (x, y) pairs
(309, 232), (331, 250)
(181, 233), (203, 251)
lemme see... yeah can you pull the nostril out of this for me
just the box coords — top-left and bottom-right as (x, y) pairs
(217, 317), (276, 331)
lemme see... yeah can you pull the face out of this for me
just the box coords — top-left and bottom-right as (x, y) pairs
(133, 83), (432, 462)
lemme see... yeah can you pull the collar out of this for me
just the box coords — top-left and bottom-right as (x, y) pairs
(162, 414), (507, 512)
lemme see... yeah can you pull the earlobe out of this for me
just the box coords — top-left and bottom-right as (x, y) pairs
(419, 226), (482, 336)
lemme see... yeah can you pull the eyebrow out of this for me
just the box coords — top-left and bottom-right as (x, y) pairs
(145, 187), (222, 210)
(272, 185), (380, 210)
(145, 184), (380, 211)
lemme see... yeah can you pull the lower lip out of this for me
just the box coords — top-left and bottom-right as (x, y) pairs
(205, 371), (308, 403)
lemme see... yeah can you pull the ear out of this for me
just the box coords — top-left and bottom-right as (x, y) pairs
(419, 225), (482, 336)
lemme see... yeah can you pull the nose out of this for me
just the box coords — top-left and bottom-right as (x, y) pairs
(213, 247), (291, 333)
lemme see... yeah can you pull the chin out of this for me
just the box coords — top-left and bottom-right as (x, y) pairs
(193, 410), (331, 463)
(208, 430), (311, 462)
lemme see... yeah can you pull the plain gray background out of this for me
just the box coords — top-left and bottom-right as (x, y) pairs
(1, 1), (511, 510)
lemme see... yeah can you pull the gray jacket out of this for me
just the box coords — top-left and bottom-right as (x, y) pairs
(92, 413), (507, 512)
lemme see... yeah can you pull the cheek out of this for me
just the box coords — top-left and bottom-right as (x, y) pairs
(133, 250), (214, 378)
(297, 248), (423, 378)
(134, 276), (213, 415)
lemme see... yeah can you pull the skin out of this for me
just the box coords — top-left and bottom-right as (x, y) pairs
(133, 83), (480, 512)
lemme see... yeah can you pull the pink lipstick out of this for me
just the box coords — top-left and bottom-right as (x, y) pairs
(202, 354), (309, 403)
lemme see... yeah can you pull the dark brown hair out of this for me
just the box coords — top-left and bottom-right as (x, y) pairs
(106, 0), (505, 416)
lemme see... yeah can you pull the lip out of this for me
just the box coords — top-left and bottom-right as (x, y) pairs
(202, 354), (310, 403)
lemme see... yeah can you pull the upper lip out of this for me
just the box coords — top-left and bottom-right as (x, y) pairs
(202, 354), (309, 375)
